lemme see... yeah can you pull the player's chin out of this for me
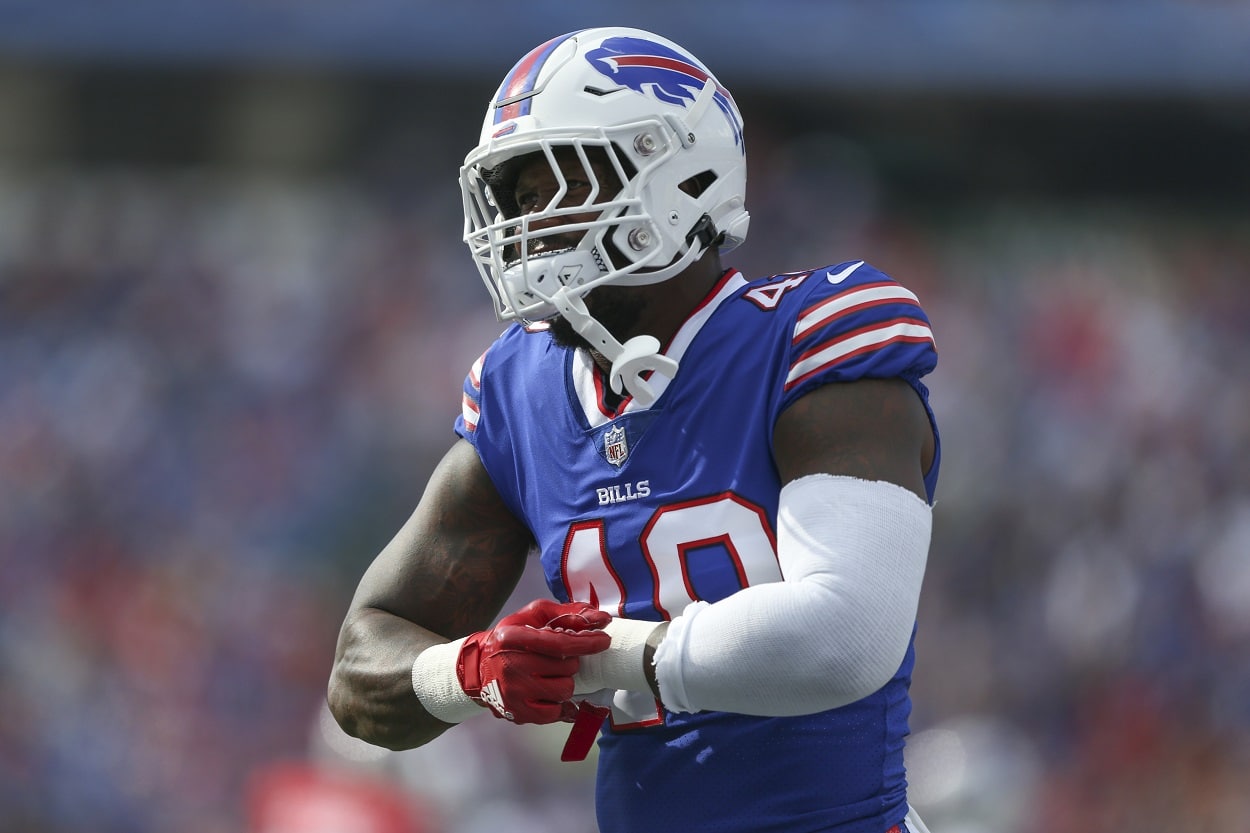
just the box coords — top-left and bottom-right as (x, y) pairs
(550, 288), (645, 351)
(548, 315), (586, 350)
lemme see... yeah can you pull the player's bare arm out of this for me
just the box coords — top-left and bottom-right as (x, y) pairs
(773, 376), (936, 496)
(327, 439), (534, 750)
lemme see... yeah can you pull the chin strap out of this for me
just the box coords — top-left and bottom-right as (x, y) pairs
(551, 288), (679, 408)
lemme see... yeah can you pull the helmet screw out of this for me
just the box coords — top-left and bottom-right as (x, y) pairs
(668, 211), (680, 224)
(687, 133), (696, 144)
(627, 228), (652, 250)
(634, 133), (659, 156)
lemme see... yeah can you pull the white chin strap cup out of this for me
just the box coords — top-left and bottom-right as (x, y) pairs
(552, 288), (678, 408)
(610, 335), (678, 406)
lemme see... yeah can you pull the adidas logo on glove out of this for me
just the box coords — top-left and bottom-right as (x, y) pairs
(479, 679), (514, 721)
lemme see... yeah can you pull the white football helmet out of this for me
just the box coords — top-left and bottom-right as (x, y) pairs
(459, 27), (749, 404)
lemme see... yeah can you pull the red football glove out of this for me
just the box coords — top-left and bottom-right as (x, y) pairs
(457, 599), (611, 725)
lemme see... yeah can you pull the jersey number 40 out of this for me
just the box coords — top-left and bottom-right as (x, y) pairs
(560, 490), (781, 621)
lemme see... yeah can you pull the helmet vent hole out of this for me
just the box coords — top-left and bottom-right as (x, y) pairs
(680, 170), (718, 198)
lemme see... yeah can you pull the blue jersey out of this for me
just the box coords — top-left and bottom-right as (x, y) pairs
(455, 262), (940, 833)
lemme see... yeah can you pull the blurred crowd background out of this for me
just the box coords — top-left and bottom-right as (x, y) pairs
(2, 2), (1249, 832)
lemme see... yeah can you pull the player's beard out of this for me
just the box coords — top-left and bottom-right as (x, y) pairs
(547, 284), (647, 355)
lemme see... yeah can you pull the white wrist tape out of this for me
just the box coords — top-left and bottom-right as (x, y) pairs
(572, 616), (659, 695)
(411, 638), (482, 723)
(654, 474), (932, 715)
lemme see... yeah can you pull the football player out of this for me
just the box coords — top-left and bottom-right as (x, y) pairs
(329, 27), (939, 833)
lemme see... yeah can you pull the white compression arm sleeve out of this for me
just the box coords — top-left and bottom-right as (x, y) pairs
(653, 474), (932, 716)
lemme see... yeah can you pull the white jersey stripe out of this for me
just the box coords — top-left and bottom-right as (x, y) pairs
(461, 350), (487, 431)
(469, 352), (485, 390)
(461, 393), (480, 431)
(794, 283), (921, 341)
(786, 321), (934, 390)
(573, 349), (614, 428)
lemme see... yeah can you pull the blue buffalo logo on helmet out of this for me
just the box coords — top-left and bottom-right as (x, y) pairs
(584, 37), (744, 153)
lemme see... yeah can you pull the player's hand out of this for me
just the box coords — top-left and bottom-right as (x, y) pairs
(457, 599), (611, 724)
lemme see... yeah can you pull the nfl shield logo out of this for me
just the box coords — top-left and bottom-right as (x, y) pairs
(604, 425), (629, 466)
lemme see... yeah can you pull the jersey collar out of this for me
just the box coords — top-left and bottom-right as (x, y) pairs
(572, 269), (747, 426)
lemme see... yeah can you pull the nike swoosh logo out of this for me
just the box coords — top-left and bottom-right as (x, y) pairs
(827, 261), (865, 284)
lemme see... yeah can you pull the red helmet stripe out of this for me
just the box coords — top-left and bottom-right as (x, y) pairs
(494, 32), (580, 124)
(609, 54), (738, 107)
(612, 54), (708, 83)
